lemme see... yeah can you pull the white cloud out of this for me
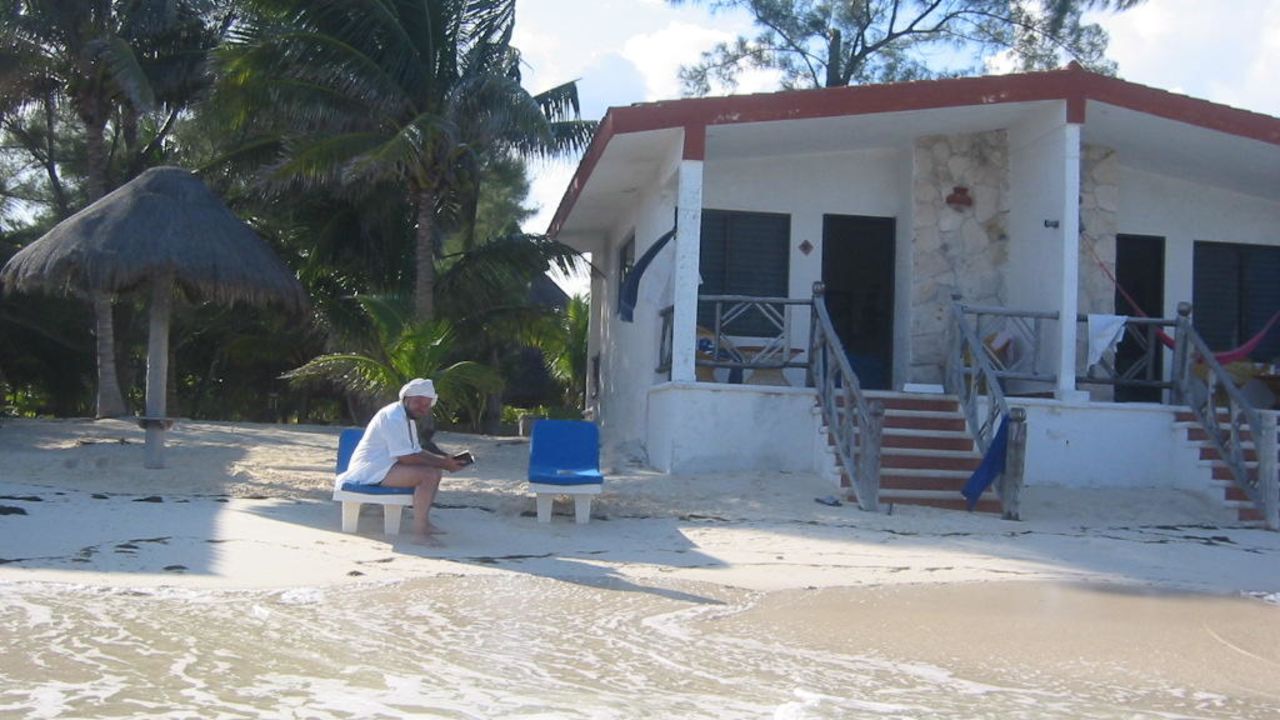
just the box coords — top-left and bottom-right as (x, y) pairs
(620, 21), (739, 100)
(1091, 0), (1280, 116)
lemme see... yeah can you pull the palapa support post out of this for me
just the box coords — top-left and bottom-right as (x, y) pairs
(1000, 407), (1028, 521)
(143, 274), (172, 469)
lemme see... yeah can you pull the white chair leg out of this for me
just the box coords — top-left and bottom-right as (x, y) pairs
(536, 493), (552, 523)
(341, 501), (361, 533)
(383, 506), (403, 535)
(574, 495), (592, 524)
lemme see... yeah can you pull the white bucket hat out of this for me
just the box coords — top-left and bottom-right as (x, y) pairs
(398, 378), (437, 402)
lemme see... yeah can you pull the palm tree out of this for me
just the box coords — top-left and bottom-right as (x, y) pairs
(0, 0), (224, 417)
(550, 294), (590, 409)
(215, 0), (592, 321)
(282, 294), (503, 426)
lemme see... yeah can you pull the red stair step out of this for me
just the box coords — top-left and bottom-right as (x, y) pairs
(883, 415), (968, 431)
(881, 453), (981, 471)
(882, 434), (974, 451)
(880, 475), (971, 491)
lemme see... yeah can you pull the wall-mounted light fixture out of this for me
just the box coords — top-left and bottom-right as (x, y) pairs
(944, 186), (973, 210)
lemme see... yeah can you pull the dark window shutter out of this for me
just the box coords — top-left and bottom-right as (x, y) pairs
(698, 209), (790, 335)
(1193, 242), (1240, 351)
(1193, 241), (1280, 361)
(1243, 246), (1280, 360)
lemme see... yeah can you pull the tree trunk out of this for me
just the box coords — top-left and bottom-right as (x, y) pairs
(484, 345), (503, 435)
(93, 292), (128, 418)
(86, 119), (128, 418)
(84, 117), (108, 202)
(413, 186), (437, 321)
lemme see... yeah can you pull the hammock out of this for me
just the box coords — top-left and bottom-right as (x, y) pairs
(1084, 235), (1280, 364)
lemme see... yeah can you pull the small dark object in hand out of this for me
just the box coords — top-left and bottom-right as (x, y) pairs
(453, 451), (475, 467)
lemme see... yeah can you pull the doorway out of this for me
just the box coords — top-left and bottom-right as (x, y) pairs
(821, 215), (896, 390)
(1114, 234), (1165, 403)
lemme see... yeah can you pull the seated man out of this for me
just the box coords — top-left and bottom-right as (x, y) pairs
(337, 378), (463, 542)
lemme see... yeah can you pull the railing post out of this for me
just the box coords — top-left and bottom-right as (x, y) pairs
(1258, 411), (1279, 531)
(857, 400), (883, 512)
(809, 282), (825, 388)
(946, 293), (962, 395)
(1000, 407), (1027, 521)
(1171, 302), (1192, 405)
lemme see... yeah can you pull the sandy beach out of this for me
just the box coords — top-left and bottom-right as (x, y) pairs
(2, 418), (1278, 718)
(1, 417), (1276, 593)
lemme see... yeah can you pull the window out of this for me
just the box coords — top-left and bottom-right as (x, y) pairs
(1192, 241), (1280, 361)
(698, 209), (790, 335)
(614, 232), (635, 315)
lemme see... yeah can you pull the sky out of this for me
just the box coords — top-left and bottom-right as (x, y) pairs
(511, 0), (1280, 294)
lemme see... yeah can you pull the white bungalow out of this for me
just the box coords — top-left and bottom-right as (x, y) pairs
(548, 64), (1280, 527)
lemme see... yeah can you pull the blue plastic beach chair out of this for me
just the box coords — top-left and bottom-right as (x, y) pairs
(527, 420), (604, 524)
(333, 427), (414, 534)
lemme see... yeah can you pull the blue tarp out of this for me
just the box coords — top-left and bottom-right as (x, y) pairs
(961, 416), (1008, 511)
(618, 226), (675, 322)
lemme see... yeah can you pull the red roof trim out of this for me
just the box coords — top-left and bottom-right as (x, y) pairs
(683, 124), (706, 160)
(548, 64), (1280, 237)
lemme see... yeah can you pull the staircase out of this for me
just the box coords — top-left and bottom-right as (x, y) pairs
(816, 391), (1001, 513)
(1174, 409), (1267, 524)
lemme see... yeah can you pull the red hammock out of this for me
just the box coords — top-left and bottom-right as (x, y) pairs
(1087, 237), (1280, 364)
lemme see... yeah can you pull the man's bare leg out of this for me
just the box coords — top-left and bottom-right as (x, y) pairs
(412, 469), (444, 535)
(382, 465), (446, 538)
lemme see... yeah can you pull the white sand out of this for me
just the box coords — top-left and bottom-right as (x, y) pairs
(1, 417), (1277, 596)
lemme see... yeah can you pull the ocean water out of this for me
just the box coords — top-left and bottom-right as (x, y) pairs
(1, 577), (1276, 719)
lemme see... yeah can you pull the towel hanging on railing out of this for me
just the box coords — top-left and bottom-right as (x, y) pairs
(1086, 314), (1127, 367)
(1082, 233), (1280, 364)
(618, 225), (676, 322)
(961, 416), (1009, 511)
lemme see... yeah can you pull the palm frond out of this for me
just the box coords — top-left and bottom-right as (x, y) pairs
(281, 352), (399, 398)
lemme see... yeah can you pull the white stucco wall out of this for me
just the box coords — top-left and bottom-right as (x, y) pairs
(702, 148), (907, 385)
(1007, 106), (1077, 386)
(647, 383), (821, 473)
(593, 143), (684, 466)
(1117, 166), (1280, 317)
(1012, 399), (1203, 490)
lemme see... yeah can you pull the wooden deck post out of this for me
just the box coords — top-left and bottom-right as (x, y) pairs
(1257, 411), (1279, 531)
(1000, 406), (1028, 521)
(857, 400), (883, 512)
(1171, 302), (1192, 405)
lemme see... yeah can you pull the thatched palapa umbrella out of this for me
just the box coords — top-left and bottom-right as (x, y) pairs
(1, 166), (308, 468)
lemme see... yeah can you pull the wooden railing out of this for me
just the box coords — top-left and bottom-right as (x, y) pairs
(810, 283), (881, 512)
(1075, 314), (1175, 394)
(1172, 303), (1279, 530)
(657, 295), (811, 380)
(945, 297), (1030, 520)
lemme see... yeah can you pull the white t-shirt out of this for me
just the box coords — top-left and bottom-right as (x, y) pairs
(335, 401), (421, 489)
